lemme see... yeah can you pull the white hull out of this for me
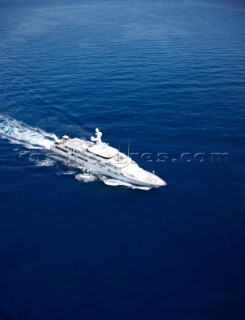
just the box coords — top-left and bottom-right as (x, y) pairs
(50, 130), (166, 189)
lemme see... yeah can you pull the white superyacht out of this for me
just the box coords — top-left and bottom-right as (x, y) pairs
(51, 128), (166, 188)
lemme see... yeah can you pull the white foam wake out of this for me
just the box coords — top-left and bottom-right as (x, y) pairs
(75, 173), (97, 183)
(0, 115), (151, 190)
(0, 114), (57, 149)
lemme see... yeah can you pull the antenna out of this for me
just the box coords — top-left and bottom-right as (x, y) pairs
(118, 143), (121, 161)
(127, 137), (130, 157)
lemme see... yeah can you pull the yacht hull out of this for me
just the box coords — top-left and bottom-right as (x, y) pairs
(50, 146), (164, 188)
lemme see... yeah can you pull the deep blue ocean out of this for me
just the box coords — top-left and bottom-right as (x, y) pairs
(0, 0), (245, 319)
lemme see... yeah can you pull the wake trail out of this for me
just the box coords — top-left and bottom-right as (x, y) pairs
(0, 115), (150, 190)
(0, 114), (58, 149)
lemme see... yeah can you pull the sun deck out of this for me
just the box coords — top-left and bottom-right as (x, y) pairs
(64, 138), (89, 152)
(88, 144), (118, 159)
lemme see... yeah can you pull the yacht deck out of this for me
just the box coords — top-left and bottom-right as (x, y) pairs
(64, 138), (89, 153)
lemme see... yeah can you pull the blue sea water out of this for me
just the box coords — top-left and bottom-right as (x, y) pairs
(0, 0), (245, 319)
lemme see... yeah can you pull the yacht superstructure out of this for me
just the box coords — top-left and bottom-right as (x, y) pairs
(50, 128), (166, 188)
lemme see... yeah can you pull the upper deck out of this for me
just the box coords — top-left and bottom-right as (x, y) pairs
(88, 144), (118, 159)
(64, 138), (90, 153)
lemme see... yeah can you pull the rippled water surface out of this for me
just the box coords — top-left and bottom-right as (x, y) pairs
(0, 0), (245, 319)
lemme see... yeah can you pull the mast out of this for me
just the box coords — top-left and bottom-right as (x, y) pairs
(127, 137), (130, 157)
